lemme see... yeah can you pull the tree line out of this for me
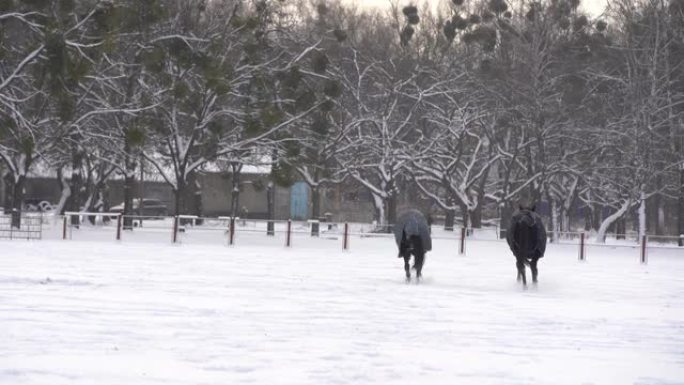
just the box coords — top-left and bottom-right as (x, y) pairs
(1, 0), (683, 243)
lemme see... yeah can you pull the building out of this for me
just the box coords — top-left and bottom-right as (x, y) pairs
(1, 165), (433, 224)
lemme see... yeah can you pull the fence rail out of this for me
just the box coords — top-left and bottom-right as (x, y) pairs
(51, 213), (683, 263)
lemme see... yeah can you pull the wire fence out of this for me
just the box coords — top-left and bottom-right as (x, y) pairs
(0, 214), (43, 240)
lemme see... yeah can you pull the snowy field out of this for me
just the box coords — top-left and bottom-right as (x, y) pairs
(1, 230), (683, 385)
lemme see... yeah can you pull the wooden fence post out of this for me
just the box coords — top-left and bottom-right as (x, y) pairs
(640, 235), (648, 264)
(116, 215), (122, 241)
(343, 223), (349, 250)
(172, 216), (179, 244)
(286, 219), (292, 247)
(62, 216), (68, 240)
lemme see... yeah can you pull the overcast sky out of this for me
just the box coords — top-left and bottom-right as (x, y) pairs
(350, 0), (609, 17)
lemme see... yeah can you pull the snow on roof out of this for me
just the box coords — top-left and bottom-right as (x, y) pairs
(19, 155), (271, 181)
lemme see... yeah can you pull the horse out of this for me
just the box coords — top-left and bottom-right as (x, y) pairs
(398, 232), (426, 282)
(394, 210), (432, 282)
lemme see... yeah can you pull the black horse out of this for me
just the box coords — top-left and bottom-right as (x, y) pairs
(506, 202), (547, 286)
(398, 232), (426, 281)
(394, 210), (432, 282)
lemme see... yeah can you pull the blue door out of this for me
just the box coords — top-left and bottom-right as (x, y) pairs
(290, 182), (309, 220)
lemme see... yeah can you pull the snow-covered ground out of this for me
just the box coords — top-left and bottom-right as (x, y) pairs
(1, 230), (683, 385)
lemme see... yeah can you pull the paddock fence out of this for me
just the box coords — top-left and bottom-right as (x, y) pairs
(25, 212), (678, 264)
(0, 214), (43, 240)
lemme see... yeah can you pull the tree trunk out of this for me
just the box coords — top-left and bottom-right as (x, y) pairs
(87, 178), (109, 225)
(460, 203), (469, 230)
(552, 199), (559, 242)
(83, 166), (96, 225)
(69, 150), (84, 226)
(615, 218), (627, 239)
(138, 156), (144, 227)
(55, 168), (71, 216)
(0, 166), (5, 214)
(311, 186), (321, 220)
(560, 178), (577, 233)
(593, 205), (602, 232)
(559, 205), (566, 234)
(193, 188), (202, 224)
(638, 190), (647, 242)
(653, 177), (664, 235)
(499, 201), (513, 239)
(615, 219), (626, 240)
(175, 178), (187, 219)
(84, 192), (95, 225)
(2, 172), (12, 214)
(471, 168), (488, 229)
(442, 191), (456, 231)
(84, 165), (95, 214)
(386, 192), (397, 233)
(371, 193), (384, 227)
(596, 200), (632, 243)
(102, 180), (110, 211)
(584, 205), (592, 231)
(174, 189), (181, 218)
(657, 203), (665, 237)
(230, 163), (242, 218)
(547, 193), (557, 243)
(470, 184), (484, 229)
(267, 181), (275, 236)
(10, 175), (25, 228)
(470, 206), (483, 229)
(123, 171), (136, 229)
(189, 172), (203, 225)
(176, 178), (189, 215)
(99, 180), (110, 223)
(444, 208), (455, 231)
(679, 165), (684, 246)
(122, 137), (137, 228)
(311, 185), (321, 236)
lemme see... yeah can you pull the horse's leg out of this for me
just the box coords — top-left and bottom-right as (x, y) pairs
(530, 257), (539, 284)
(404, 255), (411, 282)
(414, 251), (424, 280)
(516, 257), (526, 286)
